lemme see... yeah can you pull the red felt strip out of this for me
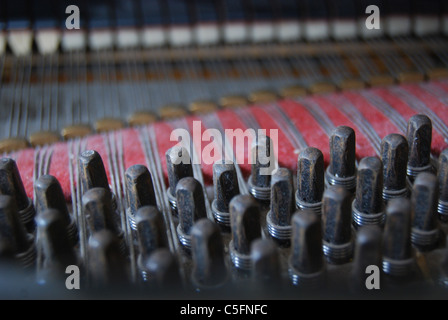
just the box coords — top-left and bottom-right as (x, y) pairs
(121, 128), (147, 171)
(249, 105), (297, 171)
(15, 148), (35, 200)
(277, 99), (331, 167)
(153, 121), (180, 187)
(310, 95), (377, 159)
(214, 109), (253, 178)
(183, 115), (216, 185)
(342, 91), (402, 140)
(48, 142), (72, 201)
(401, 84), (448, 126)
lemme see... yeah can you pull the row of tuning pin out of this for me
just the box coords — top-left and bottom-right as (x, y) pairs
(0, 114), (447, 296)
(150, 113), (448, 294)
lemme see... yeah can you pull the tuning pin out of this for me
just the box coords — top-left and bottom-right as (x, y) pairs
(289, 210), (326, 289)
(211, 160), (240, 228)
(296, 147), (325, 215)
(87, 230), (129, 288)
(406, 114), (434, 182)
(82, 188), (121, 235)
(176, 177), (207, 249)
(437, 149), (448, 222)
(381, 134), (409, 202)
(382, 198), (415, 279)
(78, 150), (117, 211)
(125, 164), (158, 230)
(350, 225), (383, 293)
(34, 174), (78, 246)
(248, 135), (275, 202)
(82, 188), (125, 255)
(0, 158), (36, 233)
(251, 238), (281, 289)
(135, 205), (169, 281)
(352, 157), (385, 229)
(410, 172), (440, 252)
(0, 195), (36, 269)
(166, 146), (194, 212)
(322, 186), (354, 265)
(141, 248), (182, 292)
(229, 194), (261, 270)
(35, 208), (78, 284)
(190, 218), (228, 289)
(78, 150), (111, 192)
(325, 126), (356, 193)
(266, 168), (294, 243)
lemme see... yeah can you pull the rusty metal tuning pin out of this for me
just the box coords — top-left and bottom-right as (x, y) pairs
(296, 147), (325, 215)
(406, 114), (433, 182)
(82, 188), (121, 235)
(381, 133), (409, 202)
(352, 156), (385, 229)
(82, 188), (125, 255)
(176, 177), (207, 249)
(350, 225), (383, 292)
(35, 208), (78, 284)
(325, 126), (357, 192)
(211, 160), (240, 228)
(87, 230), (129, 288)
(266, 168), (294, 243)
(78, 150), (111, 193)
(251, 238), (281, 287)
(248, 135), (276, 202)
(229, 194), (261, 270)
(0, 158), (35, 233)
(438, 149), (448, 222)
(0, 195), (36, 269)
(135, 205), (168, 280)
(142, 248), (182, 291)
(191, 218), (228, 289)
(34, 174), (78, 246)
(125, 164), (158, 230)
(166, 146), (194, 212)
(78, 150), (118, 213)
(289, 210), (326, 288)
(382, 198), (415, 278)
(322, 186), (354, 265)
(411, 172), (440, 251)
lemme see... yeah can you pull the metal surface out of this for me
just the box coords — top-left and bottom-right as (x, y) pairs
(296, 147), (325, 215)
(352, 156), (385, 228)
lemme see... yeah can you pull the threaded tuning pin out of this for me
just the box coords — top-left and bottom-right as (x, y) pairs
(248, 135), (275, 202)
(352, 156), (385, 229)
(325, 126), (356, 192)
(125, 164), (157, 230)
(229, 194), (261, 270)
(0, 158), (36, 233)
(176, 177), (207, 249)
(296, 147), (325, 215)
(166, 146), (194, 212)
